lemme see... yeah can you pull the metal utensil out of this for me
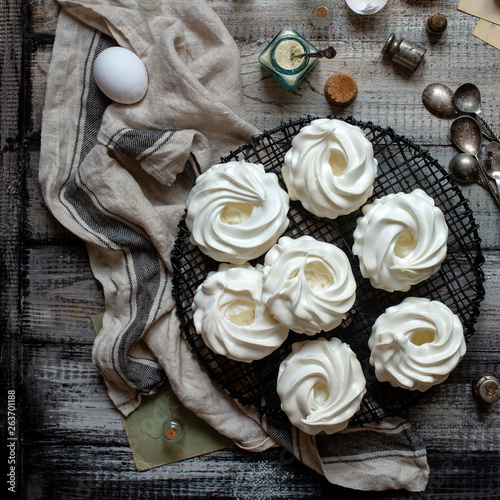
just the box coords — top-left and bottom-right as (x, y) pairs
(484, 141), (500, 195)
(422, 83), (457, 118)
(448, 154), (500, 206)
(293, 46), (337, 59)
(453, 83), (500, 143)
(449, 153), (482, 184)
(450, 116), (482, 156)
(449, 116), (500, 206)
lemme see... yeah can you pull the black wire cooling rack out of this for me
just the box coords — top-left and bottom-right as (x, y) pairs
(171, 115), (485, 425)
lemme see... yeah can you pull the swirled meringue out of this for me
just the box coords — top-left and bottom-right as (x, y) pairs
(282, 118), (378, 219)
(192, 263), (289, 363)
(352, 189), (448, 292)
(186, 161), (289, 264)
(277, 337), (366, 435)
(262, 236), (356, 335)
(369, 297), (466, 392)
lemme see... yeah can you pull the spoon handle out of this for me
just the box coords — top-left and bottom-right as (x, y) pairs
(293, 46), (337, 59)
(477, 178), (500, 206)
(477, 114), (500, 144)
(477, 162), (500, 206)
(491, 177), (500, 198)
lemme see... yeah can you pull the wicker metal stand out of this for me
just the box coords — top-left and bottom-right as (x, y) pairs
(172, 116), (485, 424)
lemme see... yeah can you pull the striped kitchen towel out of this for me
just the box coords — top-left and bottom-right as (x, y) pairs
(38, 0), (428, 491)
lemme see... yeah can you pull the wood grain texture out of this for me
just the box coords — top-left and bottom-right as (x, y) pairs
(1, 0), (26, 493)
(22, 445), (500, 499)
(2, 0), (500, 498)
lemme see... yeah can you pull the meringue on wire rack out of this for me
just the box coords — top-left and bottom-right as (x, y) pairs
(185, 160), (289, 265)
(171, 115), (485, 423)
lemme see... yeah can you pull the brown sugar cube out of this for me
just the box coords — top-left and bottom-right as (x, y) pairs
(324, 73), (358, 106)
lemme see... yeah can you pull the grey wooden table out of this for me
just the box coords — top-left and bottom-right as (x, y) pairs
(2, 1), (499, 498)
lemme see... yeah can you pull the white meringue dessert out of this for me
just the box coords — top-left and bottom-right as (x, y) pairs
(368, 297), (466, 392)
(192, 263), (289, 363)
(277, 337), (366, 435)
(261, 236), (356, 335)
(352, 189), (448, 292)
(282, 118), (378, 219)
(186, 161), (289, 264)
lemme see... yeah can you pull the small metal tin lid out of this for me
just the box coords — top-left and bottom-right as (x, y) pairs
(382, 33), (400, 56)
(473, 373), (500, 403)
(427, 13), (448, 35)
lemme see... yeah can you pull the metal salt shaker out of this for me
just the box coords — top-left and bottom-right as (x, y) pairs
(473, 373), (500, 403)
(382, 33), (426, 72)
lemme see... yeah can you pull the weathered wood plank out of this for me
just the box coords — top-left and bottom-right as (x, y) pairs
(25, 148), (77, 242)
(29, 0), (59, 37)
(21, 444), (388, 499)
(23, 344), (119, 442)
(400, 349), (500, 452)
(424, 452), (500, 499)
(27, 44), (52, 137)
(22, 443), (500, 499)
(23, 243), (103, 343)
(1, 0), (26, 493)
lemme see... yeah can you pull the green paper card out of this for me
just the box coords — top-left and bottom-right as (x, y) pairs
(92, 314), (233, 471)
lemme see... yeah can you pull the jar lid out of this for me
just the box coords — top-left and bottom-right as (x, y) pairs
(427, 14), (448, 34)
(382, 34), (399, 56)
(473, 373), (500, 403)
(324, 73), (358, 105)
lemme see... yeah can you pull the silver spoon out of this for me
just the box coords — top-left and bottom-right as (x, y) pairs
(292, 46), (337, 59)
(422, 83), (458, 118)
(449, 116), (500, 206)
(450, 116), (482, 156)
(484, 141), (500, 195)
(449, 153), (482, 184)
(449, 155), (500, 206)
(453, 83), (500, 143)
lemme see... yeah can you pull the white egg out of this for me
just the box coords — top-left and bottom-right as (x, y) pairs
(345, 0), (388, 15)
(93, 47), (149, 104)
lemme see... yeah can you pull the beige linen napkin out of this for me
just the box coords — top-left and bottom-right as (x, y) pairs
(39, 0), (429, 491)
(39, 0), (270, 453)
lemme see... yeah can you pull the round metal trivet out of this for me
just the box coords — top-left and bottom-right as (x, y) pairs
(172, 115), (485, 424)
